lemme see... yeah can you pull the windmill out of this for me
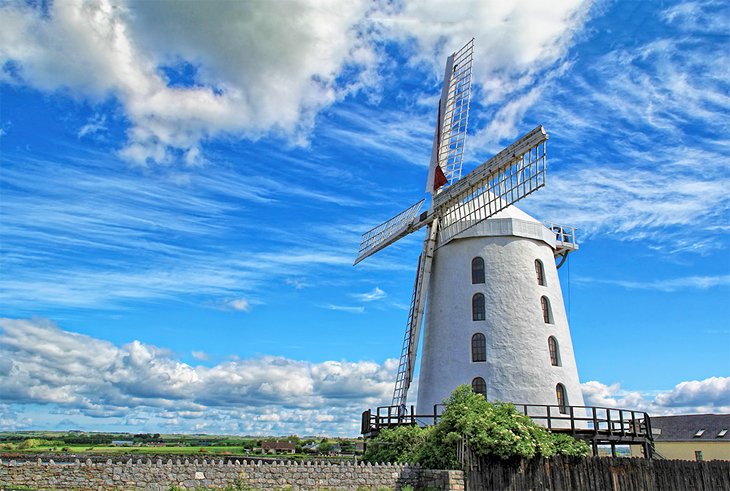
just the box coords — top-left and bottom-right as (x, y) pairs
(355, 40), (584, 414)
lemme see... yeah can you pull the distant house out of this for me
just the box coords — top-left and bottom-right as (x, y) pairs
(261, 441), (296, 454)
(111, 440), (134, 446)
(644, 414), (730, 461)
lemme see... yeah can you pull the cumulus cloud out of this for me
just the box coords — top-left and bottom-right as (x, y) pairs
(0, 0), (374, 164)
(582, 377), (730, 415)
(0, 0), (593, 164)
(0, 318), (393, 435)
(654, 377), (730, 409)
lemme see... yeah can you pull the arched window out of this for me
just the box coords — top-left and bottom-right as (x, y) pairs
(548, 336), (560, 366)
(541, 296), (553, 324)
(472, 293), (486, 321)
(471, 333), (486, 362)
(472, 377), (487, 397)
(556, 383), (568, 414)
(471, 257), (485, 284)
(535, 259), (546, 286)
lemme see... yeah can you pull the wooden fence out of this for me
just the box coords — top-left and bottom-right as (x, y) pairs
(460, 453), (730, 491)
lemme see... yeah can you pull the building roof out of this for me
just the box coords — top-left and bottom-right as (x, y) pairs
(261, 441), (296, 450)
(651, 414), (730, 442)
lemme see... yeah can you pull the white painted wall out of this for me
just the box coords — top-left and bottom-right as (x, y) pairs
(416, 208), (585, 420)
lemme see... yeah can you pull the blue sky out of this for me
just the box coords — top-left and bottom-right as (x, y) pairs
(1, 0), (728, 436)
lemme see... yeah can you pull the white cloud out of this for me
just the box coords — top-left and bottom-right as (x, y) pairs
(191, 351), (209, 361)
(0, 318), (394, 435)
(78, 113), (107, 138)
(0, 0), (594, 165)
(352, 287), (386, 302)
(654, 377), (730, 409)
(285, 278), (309, 290)
(575, 274), (730, 292)
(582, 377), (730, 415)
(0, 0), (374, 164)
(323, 304), (365, 314)
(227, 298), (252, 312)
(515, 2), (730, 249)
(381, 0), (592, 144)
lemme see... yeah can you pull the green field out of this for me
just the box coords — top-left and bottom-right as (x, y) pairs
(6, 444), (249, 455)
(0, 431), (362, 461)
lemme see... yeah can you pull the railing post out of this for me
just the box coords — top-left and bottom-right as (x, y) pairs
(607, 408), (612, 436)
(546, 405), (552, 430)
(570, 405), (575, 432)
(592, 406), (598, 433)
(619, 409), (625, 435)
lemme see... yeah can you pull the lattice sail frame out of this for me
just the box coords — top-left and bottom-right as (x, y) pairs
(438, 39), (474, 186)
(354, 199), (425, 265)
(435, 126), (548, 246)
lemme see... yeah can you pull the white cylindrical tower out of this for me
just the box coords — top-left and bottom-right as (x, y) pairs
(416, 204), (584, 417)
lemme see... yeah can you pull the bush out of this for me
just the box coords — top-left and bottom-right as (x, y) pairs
(365, 385), (590, 468)
(362, 425), (430, 464)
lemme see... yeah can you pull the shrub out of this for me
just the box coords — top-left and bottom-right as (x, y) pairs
(365, 385), (590, 468)
(362, 425), (430, 464)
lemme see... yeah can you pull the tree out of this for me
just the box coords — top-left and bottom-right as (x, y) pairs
(318, 441), (333, 454)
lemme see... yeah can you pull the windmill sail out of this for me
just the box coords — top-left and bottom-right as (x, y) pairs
(426, 39), (474, 194)
(392, 220), (439, 406)
(354, 199), (425, 265)
(435, 125), (548, 246)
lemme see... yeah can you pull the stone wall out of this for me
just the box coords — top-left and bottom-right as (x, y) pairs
(0, 458), (465, 491)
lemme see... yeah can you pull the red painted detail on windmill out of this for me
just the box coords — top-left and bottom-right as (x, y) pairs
(433, 100), (447, 191)
(434, 165), (447, 190)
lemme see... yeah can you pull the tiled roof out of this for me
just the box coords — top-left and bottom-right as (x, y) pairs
(651, 414), (730, 442)
(261, 441), (296, 449)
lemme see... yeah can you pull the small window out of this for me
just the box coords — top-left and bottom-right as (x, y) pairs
(541, 296), (553, 324)
(472, 333), (486, 362)
(695, 450), (703, 461)
(548, 336), (560, 366)
(472, 293), (486, 321)
(556, 383), (568, 414)
(472, 377), (487, 397)
(718, 429), (728, 438)
(472, 257), (485, 284)
(535, 259), (546, 286)
(694, 429), (705, 437)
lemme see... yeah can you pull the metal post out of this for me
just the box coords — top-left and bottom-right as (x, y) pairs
(570, 405), (575, 432)
(592, 406), (598, 433)
(619, 409), (625, 436)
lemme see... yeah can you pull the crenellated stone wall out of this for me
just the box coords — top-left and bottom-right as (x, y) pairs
(0, 457), (465, 491)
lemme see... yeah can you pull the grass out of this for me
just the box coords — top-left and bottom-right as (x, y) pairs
(8, 445), (250, 455)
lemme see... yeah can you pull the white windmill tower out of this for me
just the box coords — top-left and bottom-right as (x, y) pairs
(355, 40), (585, 417)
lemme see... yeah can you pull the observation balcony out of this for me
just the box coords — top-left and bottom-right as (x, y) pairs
(361, 403), (654, 458)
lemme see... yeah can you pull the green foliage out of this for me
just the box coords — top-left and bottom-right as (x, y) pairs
(552, 433), (591, 456)
(17, 438), (57, 449)
(362, 425), (430, 464)
(365, 385), (590, 469)
(317, 441), (334, 454)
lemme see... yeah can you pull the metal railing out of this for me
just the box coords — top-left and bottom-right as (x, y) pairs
(362, 403), (652, 446)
